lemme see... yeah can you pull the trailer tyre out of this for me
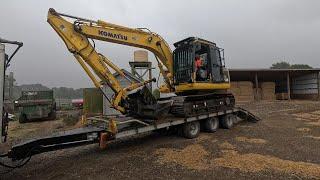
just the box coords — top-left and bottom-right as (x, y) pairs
(19, 114), (27, 123)
(220, 114), (235, 129)
(204, 117), (219, 132)
(182, 121), (200, 139)
(48, 111), (57, 120)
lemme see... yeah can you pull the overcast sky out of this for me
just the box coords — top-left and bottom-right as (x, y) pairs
(1, 0), (319, 88)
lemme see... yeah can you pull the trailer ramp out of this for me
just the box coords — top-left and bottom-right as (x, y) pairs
(5, 127), (105, 161)
(236, 107), (261, 123)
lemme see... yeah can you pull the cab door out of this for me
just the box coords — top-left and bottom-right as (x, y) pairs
(209, 46), (224, 82)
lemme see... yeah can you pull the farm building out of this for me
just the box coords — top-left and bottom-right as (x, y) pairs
(229, 69), (320, 102)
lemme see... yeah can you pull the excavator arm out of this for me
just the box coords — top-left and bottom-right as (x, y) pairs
(47, 8), (156, 113)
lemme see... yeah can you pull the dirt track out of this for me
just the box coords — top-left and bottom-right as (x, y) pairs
(1, 100), (320, 179)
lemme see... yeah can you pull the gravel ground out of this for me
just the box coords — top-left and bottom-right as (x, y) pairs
(1, 100), (320, 179)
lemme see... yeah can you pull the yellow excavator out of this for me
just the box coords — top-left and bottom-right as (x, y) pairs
(47, 8), (234, 118)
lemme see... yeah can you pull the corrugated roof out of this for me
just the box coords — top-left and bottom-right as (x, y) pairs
(229, 69), (320, 81)
(230, 68), (320, 72)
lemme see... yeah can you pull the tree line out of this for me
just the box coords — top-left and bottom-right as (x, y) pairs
(13, 84), (84, 99)
(270, 61), (313, 69)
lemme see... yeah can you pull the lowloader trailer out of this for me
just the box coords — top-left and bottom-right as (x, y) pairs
(0, 9), (262, 169)
(1, 107), (259, 164)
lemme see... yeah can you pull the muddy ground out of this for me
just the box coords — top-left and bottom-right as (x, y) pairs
(1, 100), (320, 179)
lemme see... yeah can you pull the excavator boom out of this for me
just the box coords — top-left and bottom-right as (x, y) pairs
(47, 8), (173, 91)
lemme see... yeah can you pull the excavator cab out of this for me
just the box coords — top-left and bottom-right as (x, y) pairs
(173, 37), (230, 91)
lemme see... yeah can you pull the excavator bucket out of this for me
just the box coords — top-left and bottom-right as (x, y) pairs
(127, 86), (172, 120)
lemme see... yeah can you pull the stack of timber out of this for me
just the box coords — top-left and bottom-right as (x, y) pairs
(261, 82), (276, 100)
(230, 81), (254, 102)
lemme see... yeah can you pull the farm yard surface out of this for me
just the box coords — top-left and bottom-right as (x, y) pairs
(1, 100), (320, 179)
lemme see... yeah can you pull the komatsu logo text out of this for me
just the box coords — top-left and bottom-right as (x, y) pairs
(98, 30), (128, 41)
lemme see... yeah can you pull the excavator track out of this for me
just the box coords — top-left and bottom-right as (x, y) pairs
(170, 93), (235, 117)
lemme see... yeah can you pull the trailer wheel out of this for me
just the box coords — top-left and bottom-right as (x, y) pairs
(48, 111), (57, 120)
(204, 117), (219, 132)
(220, 114), (235, 129)
(19, 114), (27, 123)
(155, 127), (170, 136)
(182, 121), (200, 139)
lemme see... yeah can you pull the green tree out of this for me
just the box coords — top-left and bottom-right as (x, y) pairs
(290, 64), (312, 69)
(52, 87), (84, 99)
(270, 61), (291, 69)
(270, 61), (313, 69)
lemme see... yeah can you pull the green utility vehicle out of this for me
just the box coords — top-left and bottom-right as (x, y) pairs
(15, 90), (56, 123)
